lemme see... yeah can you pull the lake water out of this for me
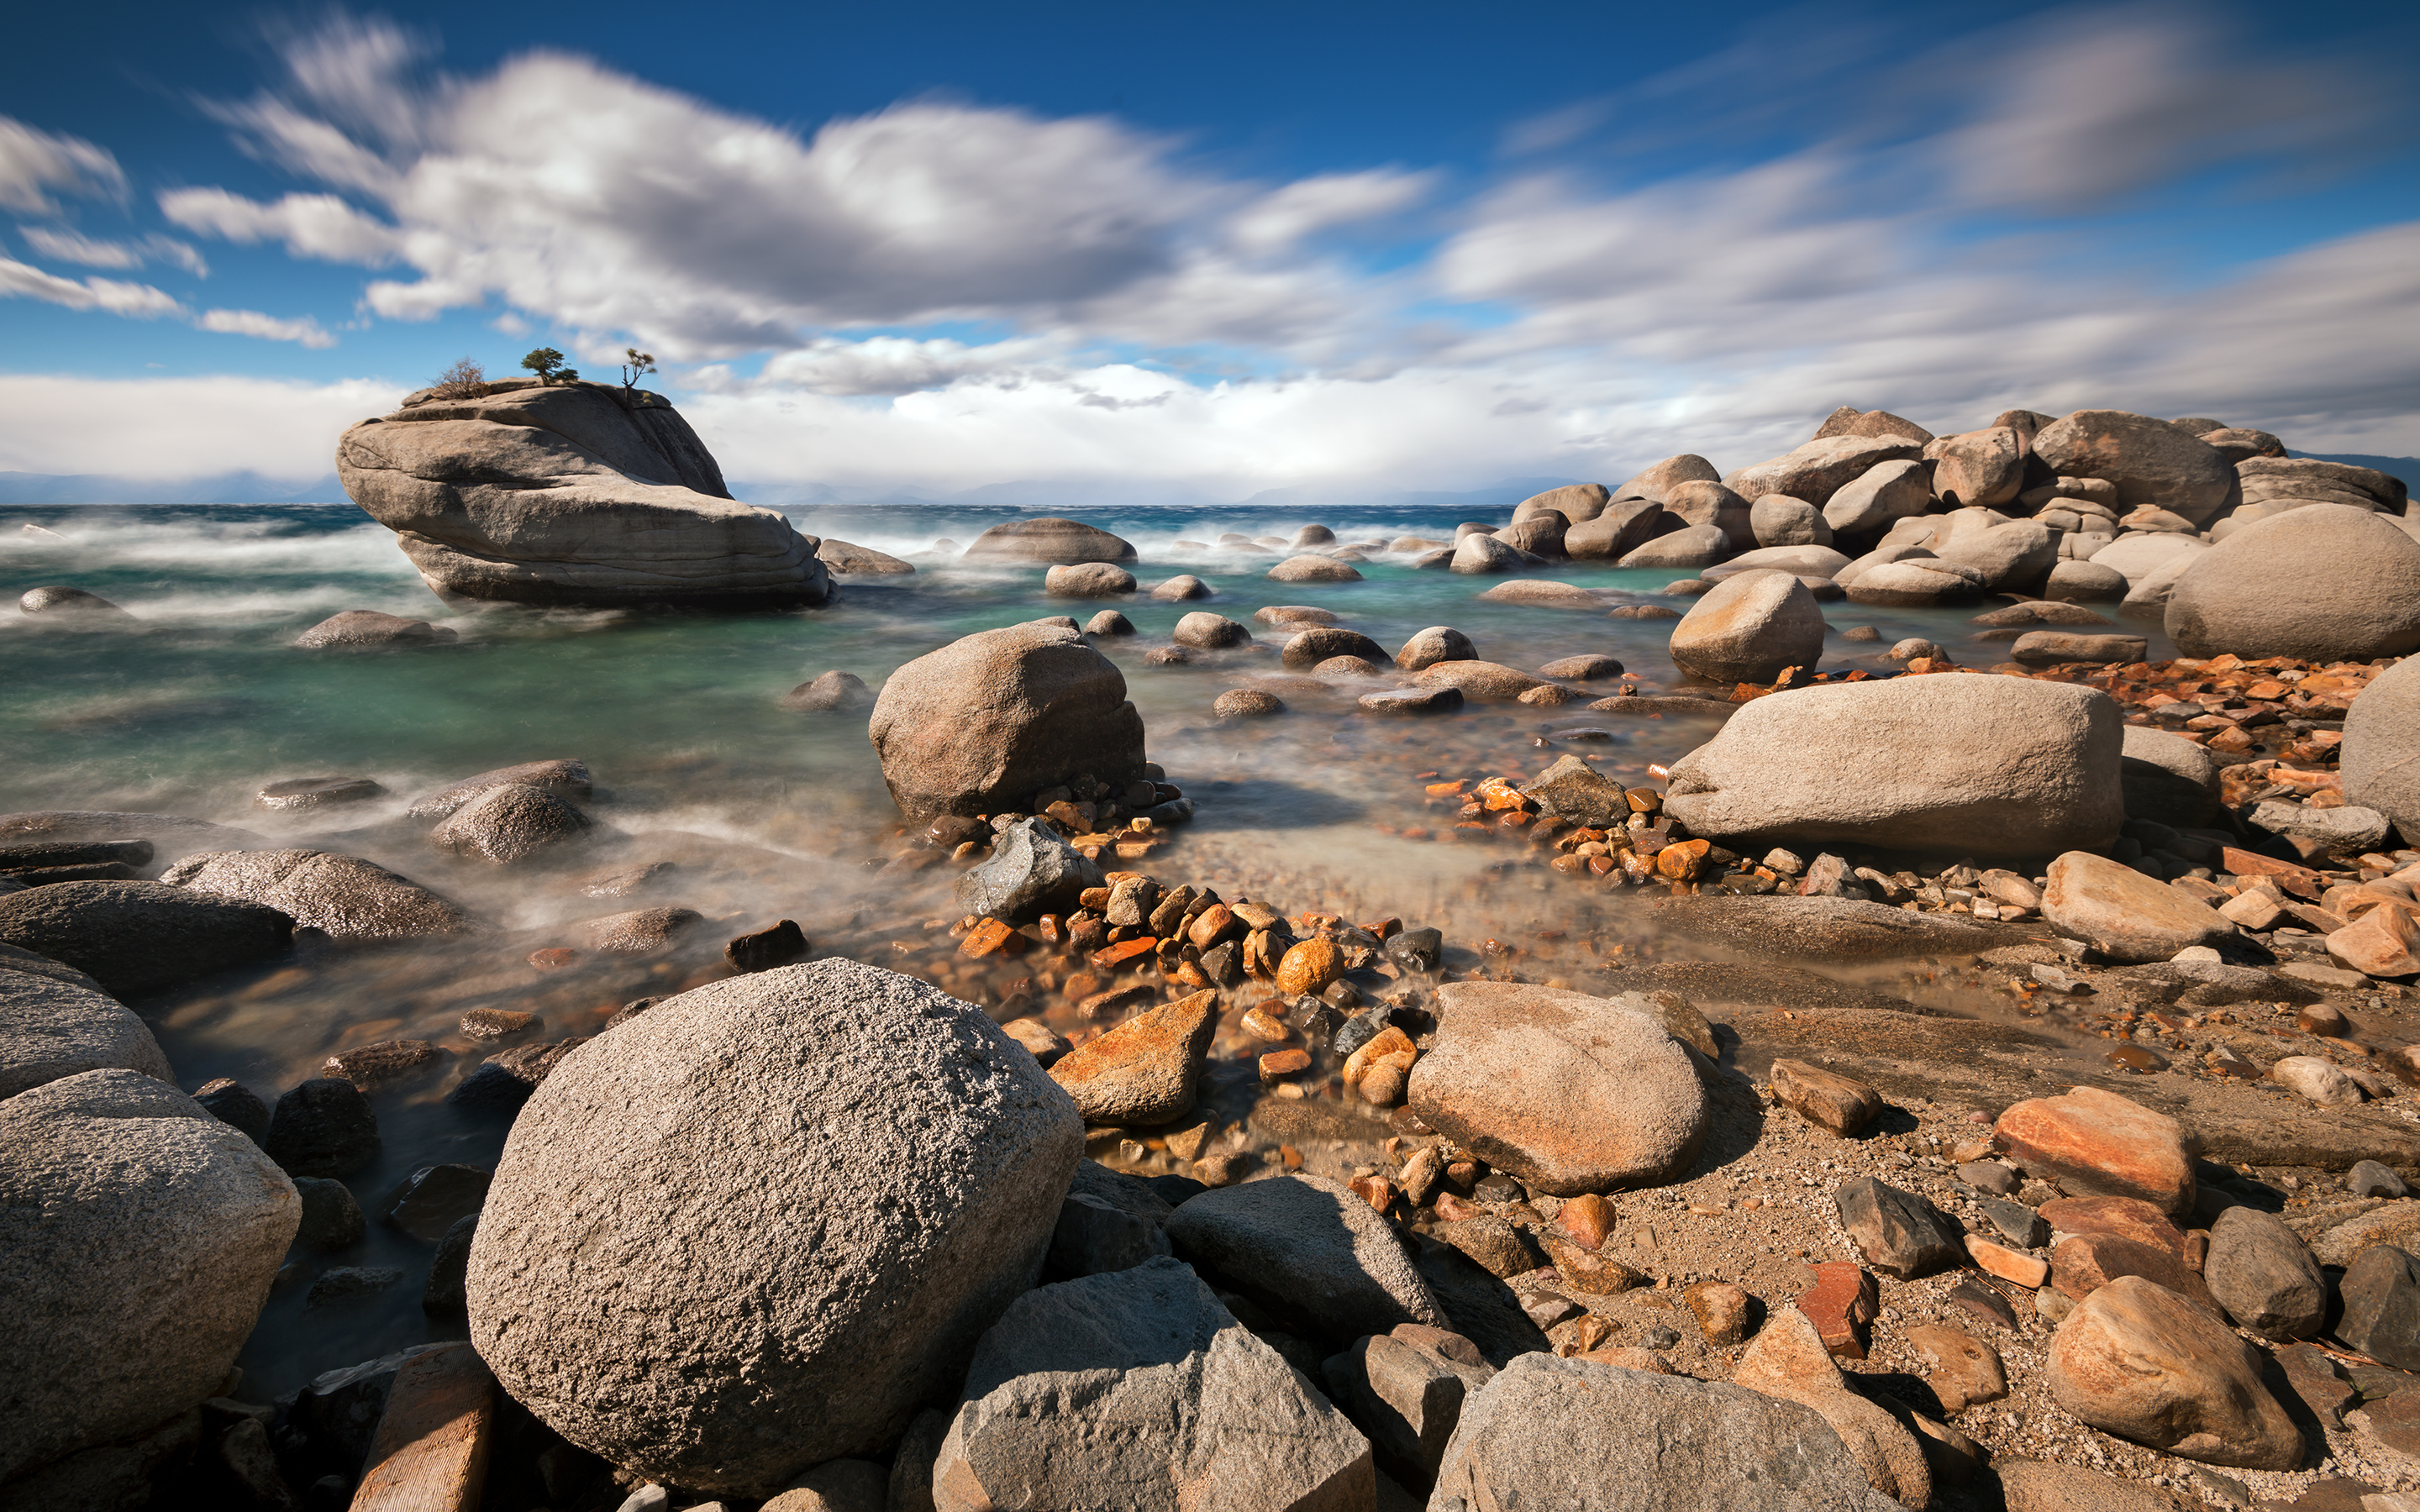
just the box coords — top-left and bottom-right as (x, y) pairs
(1, 497), (2173, 1395)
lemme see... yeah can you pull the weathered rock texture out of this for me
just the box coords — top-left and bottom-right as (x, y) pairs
(467, 960), (1082, 1494)
(869, 623), (1148, 822)
(0, 970), (172, 1100)
(2165, 505), (2420, 662)
(1, 1070), (299, 1486)
(930, 1257), (1374, 1512)
(0, 880), (293, 996)
(161, 849), (474, 942)
(2343, 654), (2420, 844)
(1661, 677), (2123, 858)
(335, 379), (830, 607)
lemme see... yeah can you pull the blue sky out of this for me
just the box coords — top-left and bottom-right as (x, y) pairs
(3, 0), (2416, 496)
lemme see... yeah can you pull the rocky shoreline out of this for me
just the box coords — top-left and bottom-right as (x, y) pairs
(4, 399), (2418, 1512)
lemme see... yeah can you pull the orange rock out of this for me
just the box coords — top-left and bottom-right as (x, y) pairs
(958, 919), (1027, 958)
(1089, 936), (1159, 971)
(1993, 1084), (2196, 1216)
(1349, 1173), (1395, 1211)
(1259, 1047), (1311, 1080)
(1241, 1008), (1292, 1042)
(1557, 1192), (1616, 1250)
(2052, 1233), (2220, 1314)
(1656, 838), (1710, 882)
(1965, 1236), (2049, 1289)
(1476, 776), (1528, 811)
(1343, 1026), (1415, 1086)
(2329, 904), (2420, 979)
(1187, 903), (1241, 949)
(1424, 780), (1466, 798)
(527, 948), (580, 970)
(2037, 1195), (2188, 1260)
(1797, 1261), (1880, 1360)
(1275, 937), (1344, 995)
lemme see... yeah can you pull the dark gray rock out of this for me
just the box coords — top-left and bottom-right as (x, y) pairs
(423, 1215), (476, 1316)
(1165, 1173), (1445, 1341)
(1359, 686), (1463, 715)
(295, 1345), (450, 1473)
(2351, 1161), (2408, 1200)
(931, 1257), (1374, 1512)
(263, 1078), (381, 1179)
(1430, 1353), (1901, 1511)
(2336, 1244), (2420, 1370)
(1042, 1191), (1172, 1281)
(444, 1038), (587, 1112)
(0, 879), (292, 997)
(255, 775), (386, 811)
(955, 817), (1105, 922)
(378, 1163), (491, 1242)
(293, 610), (456, 648)
(293, 1177), (366, 1251)
(1975, 1195), (2049, 1248)
(1322, 1331), (1491, 1490)
(192, 1078), (269, 1143)
(1519, 754), (1631, 827)
(2202, 1207), (2323, 1341)
(1834, 1176), (1966, 1280)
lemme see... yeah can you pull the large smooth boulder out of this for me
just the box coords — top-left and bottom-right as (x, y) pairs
(0, 880), (292, 996)
(1725, 436), (1925, 509)
(1449, 535), (1526, 575)
(335, 380), (830, 607)
(1823, 459), (1933, 537)
(1662, 481), (1755, 550)
(1931, 428), (2025, 509)
(1044, 563), (1136, 597)
(1843, 559), (1986, 606)
(1163, 1174), (1445, 1340)
(1268, 555), (1364, 583)
(1395, 627), (1476, 671)
(2165, 505), (2420, 662)
(429, 783), (592, 865)
(160, 849), (474, 942)
(1661, 677), (2123, 858)
(1929, 513), (2057, 593)
(2344, 655), (2419, 844)
(1618, 523), (1729, 569)
(930, 1257), (1374, 1512)
(2033, 412), (2239, 525)
(1492, 516), (1567, 560)
(2045, 1275), (2301, 1469)
(1748, 495), (1833, 549)
(467, 960), (1083, 1495)
(1513, 483), (1611, 525)
(0, 970), (172, 1100)
(1667, 572), (1826, 685)
(1430, 1354), (1902, 1512)
(17, 585), (131, 619)
(406, 759), (593, 819)
(870, 623), (1147, 822)
(962, 518), (1137, 564)
(2237, 457), (2407, 513)
(1407, 982), (1707, 1195)
(0, 1070), (298, 1486)
(1612, 454), (1721, 502)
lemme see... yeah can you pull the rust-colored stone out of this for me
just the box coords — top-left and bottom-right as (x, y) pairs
(1539, 1227), (1644, 1295)
(1186, 903), (1241, 949)
(1556, 1191), (1616, 1250)
(2037, 1195), (2188, 1260)
(2051, 1233), (2220, 1313)
(1993, 1084), (2196, 1216)
(1259, 1047), (1312, 1080)
(1088, 936), (1159, 971)
(1655, 837), (1710, 882)
(958, 919), (1027, 958)
(1274, 937), (1344, 995)
(1797, 1261), (1880, 1360)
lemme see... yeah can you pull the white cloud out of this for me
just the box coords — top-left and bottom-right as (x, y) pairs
(18, 225), (208, 276)
(196, 307), (339, 348)
(0, 373), (400, 478)
(750, 336), (1059, 396)
(0, 117), (125, 214)
(0, 257), (182, 317)
(158, 187), (401, 265)
(1225, 170), (1434, 254)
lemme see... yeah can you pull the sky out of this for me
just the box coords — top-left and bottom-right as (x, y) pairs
(3, 0), (2417, 500)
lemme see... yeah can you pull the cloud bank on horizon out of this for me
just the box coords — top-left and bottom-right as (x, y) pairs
(1, 3), (2416, 496)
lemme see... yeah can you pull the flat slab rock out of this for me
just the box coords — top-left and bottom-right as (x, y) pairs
(1164, 1173), (1445, 1341)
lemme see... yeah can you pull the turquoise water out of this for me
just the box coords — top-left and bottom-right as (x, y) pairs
(2, 499), (2173, 1393)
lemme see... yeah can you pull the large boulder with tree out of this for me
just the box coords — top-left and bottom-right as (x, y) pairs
(334, 372), (831, 609)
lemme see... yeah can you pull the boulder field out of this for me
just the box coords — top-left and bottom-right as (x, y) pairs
(7, 398), (2420, 1512)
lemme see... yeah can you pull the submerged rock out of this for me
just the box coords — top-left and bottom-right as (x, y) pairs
(162, 848), (474, 942)
(337, 380), (831, 608)
(293, 609), (457, 648)
(0, 880), (292, 996)
(962, 518), (1137, 564)
(405, 758), (593, 819)
(18, 585), (132, 619)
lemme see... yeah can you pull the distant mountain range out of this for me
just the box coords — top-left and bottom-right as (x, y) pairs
(0, 455), (2405, 508)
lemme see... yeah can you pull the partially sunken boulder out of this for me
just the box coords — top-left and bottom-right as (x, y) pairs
(293, 609), (456, 648)
(0, 880), (292, 997)
(336, 380), (830, 608)
(1, 1070), (299, 1487)
(468, 960), (1082, 1495)
(870, 623), (1148, 822)
(1661, 677), (2123, 858)
(1407, 982), (1707, 1195)
(161, 849), (474, 943)
(931, 1257), (1374, 1512)
(962, 518), (1138, 565)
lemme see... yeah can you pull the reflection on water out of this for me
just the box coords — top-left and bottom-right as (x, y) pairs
(2, 501), (2175, 1395)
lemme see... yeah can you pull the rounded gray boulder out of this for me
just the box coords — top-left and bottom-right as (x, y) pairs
(1662, 675), (2124, 857)
(1171, 612), (1251, 649)
(962, 518), (1138, 565)
(2033, 410), (2240, 524)
(1667, 571), (1826, 685)
(161, 848), (475, 943)
(1, 1070), (299, 1486)
(429, 783), (594, 865)
(2165, 504), (2420, 662)
(2344, 654), (2419, 846)
(0, 970), (172, 1100)
(868, 622), (1147, 822)
(2121, 726), (2222, 827)
(467, 960), (1083, 1496)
